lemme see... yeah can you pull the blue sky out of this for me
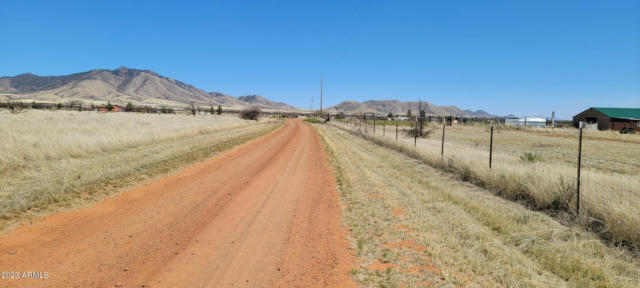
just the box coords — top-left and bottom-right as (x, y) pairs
(1, 0), (638, 118)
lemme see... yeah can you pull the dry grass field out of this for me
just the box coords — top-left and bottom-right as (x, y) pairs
(0, 110), (281, 229)
(332, 119), (640, 249)
(315, 124), (640, 287)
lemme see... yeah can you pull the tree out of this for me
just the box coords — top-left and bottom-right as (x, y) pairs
(126, 102), (134, 112)
(190, 103), (196, 116)
(107, 102), (114, 112)
(6, 100), (28, 114)
(217, 105), (223, 115)
(240, 107), (261, 120)
(387, 112), (393, 119)
(57, 103), (63, 110)
(336, 112), (345, 119)
(31, 101), (39, 109)
(210, 106), (215, 115)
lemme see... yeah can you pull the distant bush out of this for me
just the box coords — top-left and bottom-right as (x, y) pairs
(240, 107), (261, 120)
(304, 118), (324, 123)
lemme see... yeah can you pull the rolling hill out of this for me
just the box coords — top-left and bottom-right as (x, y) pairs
(0, 67), (296, 110)
(326, 100), (492, 117)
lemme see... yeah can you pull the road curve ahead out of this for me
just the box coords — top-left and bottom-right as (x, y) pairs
(0, 119), (355, 288)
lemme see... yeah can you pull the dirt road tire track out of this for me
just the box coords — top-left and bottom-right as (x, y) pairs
(0, 119), (355, 288)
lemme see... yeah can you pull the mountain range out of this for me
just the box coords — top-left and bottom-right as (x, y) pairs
(0, 67), (492, 116)
(0, 67), (294, 110)
(326, 100), (492, 117)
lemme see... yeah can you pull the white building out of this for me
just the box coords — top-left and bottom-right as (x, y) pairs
(504, 116), (546, 127)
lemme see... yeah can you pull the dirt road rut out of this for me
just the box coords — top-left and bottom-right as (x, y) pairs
(0, 119), (355, 287)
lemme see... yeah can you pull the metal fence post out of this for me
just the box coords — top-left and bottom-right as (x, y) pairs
(489, 122), (494, 168)
(383, 119), (385, 136)
(441, 120), (446, 155)
(577, 121), (583, 216)
(395, 119), (398, 141)
(364, 114), (367, 133)
(373, 114), (376, 133)
(414, 117), (418, 147)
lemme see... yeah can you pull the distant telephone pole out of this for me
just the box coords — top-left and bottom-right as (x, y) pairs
(320, 73), (323, 114)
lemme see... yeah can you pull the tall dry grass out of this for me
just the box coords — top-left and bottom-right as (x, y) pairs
(332, 119), (640, 248)
(316, 124), (640, 287)
(0, 110), (280, 226)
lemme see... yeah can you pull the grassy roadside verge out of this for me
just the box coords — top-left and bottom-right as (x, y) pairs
(0, 112), (281, 232)
(314, 124), (640, 287)
(329, 122), (640, 250)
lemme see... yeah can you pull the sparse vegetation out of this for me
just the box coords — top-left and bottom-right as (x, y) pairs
(0, 110), (281, 229)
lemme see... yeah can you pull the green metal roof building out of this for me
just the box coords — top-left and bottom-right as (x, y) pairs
(573, 107), (640, 131)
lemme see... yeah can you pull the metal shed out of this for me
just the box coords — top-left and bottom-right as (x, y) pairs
(504, 116), (546, 127)
(573, 107), (640, 131)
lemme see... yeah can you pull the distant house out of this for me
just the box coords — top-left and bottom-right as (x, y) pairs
(573, 107), (640, 131)
(504, 116), (546, 127)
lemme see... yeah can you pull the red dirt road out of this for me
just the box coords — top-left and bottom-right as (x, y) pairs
(0, 119), (355, 287)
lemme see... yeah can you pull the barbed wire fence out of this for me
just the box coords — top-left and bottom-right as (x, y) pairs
(329, 112), (640, 247)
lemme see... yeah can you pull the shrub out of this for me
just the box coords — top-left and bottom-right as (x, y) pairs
(406, 128), (434, 138)
(520, 152), (542, 162)
(304, 118), (324, 123)
(240, 107), (261, 120)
